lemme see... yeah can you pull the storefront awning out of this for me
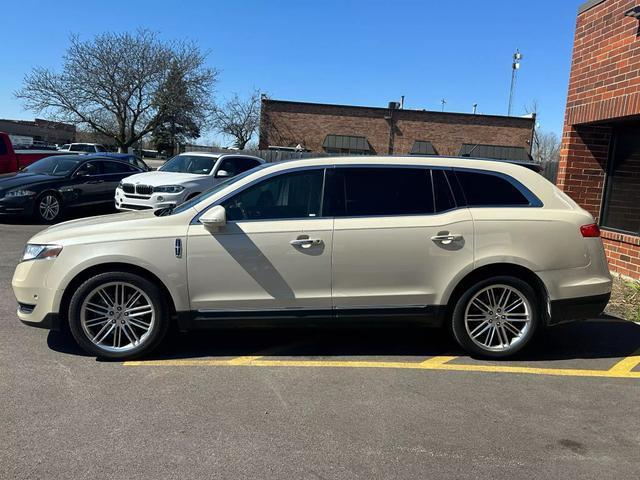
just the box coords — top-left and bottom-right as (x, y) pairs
(410, 140), (437, 155)
(322, 134), (370, 151)
(460, 144), (532, 162)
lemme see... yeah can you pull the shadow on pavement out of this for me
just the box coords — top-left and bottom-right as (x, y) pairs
(46, 317), (640, 362)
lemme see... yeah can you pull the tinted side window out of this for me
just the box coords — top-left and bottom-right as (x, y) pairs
(455, 170), (530, 206)
(0, 136), (7, 155)
(78, 161), (101, 175)
(332, 167), (434, 216)
(236, 158), (262, 173)
(432, 170), (456, 212)
(222, 169), (324, 221)
(218, 157), (260, 177)
(102, 161), (138, 174)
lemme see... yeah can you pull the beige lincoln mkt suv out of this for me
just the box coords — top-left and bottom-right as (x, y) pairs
(12, 156), (612, 359)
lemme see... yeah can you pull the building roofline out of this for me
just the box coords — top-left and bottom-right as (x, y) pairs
(578, 0), (605, 14)
(262, 98), (535, 124)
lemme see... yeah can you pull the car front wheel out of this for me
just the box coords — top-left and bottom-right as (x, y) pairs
(68, 272), (169, 359)
(35, 192), (63, 223)
(451, 276), (539, 358)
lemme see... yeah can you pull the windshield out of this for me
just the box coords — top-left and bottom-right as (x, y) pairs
(23, 156), (83, 176)
(158, 164), (271, 217)
(160, 154), (218, 175)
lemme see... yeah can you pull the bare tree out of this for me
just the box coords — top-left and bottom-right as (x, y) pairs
(16, 30), (217, 152)
(211, 90), (261, 149)
(532, 130), (561, 164)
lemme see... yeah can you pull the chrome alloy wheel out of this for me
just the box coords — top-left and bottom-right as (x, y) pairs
(80, 282), (155, 353)
(39, 195), (60, 221)
(464, 284), (532, 353)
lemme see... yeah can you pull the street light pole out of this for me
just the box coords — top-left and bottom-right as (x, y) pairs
(508, 49), (522, 116)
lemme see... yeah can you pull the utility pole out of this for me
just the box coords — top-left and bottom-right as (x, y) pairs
(508, 49), (522, 116)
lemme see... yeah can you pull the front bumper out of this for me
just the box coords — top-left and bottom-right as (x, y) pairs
(115, 188), (186, 211)
(0, 195), (36, 216)
(12, 258), (61, 327)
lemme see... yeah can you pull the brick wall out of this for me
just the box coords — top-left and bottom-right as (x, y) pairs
(259, 99), (534, 156)
(559, 0), (640, 279)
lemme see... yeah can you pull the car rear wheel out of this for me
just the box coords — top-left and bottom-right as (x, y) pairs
(68, 272), (169, 359)
(35, 192), (63, 223)
(451, 276), (539, 358)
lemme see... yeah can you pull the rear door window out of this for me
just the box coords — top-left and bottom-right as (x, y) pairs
(432, 170), (456, 212)
(100, 161), (139, 174)
(454, 170), (531, 206)
(328, 167), (434, 217)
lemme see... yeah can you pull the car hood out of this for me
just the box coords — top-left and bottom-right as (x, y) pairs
(122, 171), (209, 186)
(0, 172), (56, 191)
(28, 209), (192, 246)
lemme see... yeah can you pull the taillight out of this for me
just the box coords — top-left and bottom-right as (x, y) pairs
(580, 223), (601, 238)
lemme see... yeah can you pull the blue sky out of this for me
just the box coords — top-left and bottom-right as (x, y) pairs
(1, 0), (580, 143)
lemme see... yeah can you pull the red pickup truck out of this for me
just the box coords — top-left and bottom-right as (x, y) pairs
(0, 132), (72, 174)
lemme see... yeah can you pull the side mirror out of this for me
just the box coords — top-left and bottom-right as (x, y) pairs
(200, 205), (226, 229)
(75, 170), (90, 177)
(215, 169), (230, 178)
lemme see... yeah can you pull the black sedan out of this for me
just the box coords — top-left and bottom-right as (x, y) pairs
(0, 155), (144, 223)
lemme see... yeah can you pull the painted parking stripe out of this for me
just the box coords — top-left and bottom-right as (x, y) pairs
(608, 349), (640, 374)
(125, 355), (640, 379)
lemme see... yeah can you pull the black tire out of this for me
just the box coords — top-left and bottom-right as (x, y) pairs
(451, 276), (540, 358)
(68, 272), (169, 359)
(34, 191), (63, 224)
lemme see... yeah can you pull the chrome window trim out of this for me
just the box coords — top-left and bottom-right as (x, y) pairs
(189, 163), (543, 225)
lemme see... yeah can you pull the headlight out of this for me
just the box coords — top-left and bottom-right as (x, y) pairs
(117, 181), (123, 189)
(6, 189), (36, 197)
(22, 244), (63, 262)
(154, 185), (185, 193)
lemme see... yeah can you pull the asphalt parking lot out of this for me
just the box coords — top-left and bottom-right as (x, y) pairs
(2, 216), (639, 480)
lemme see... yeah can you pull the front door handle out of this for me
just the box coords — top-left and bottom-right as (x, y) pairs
(86, 179), (104, 184)
(430, 234), (463, 245)
(290, 238), (323, 248)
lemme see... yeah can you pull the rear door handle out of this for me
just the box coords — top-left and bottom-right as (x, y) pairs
(430, 234), (463, 245)
(290, 238), (323, 248)
(87, 180), (104, 184)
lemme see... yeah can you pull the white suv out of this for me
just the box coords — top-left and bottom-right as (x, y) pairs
(59, 143), (108, 153)
(115, 152), (264, 211)
(12, 156), (612, 360)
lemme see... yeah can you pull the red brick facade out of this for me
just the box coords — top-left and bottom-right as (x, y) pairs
(259, 99), (535, 157)
(559, 0), (640, 279)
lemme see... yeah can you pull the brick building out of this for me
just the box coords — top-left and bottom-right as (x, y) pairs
(260, 98), (535, 161)
(0, 118), (75, 145)
(558, 0), (640, 279)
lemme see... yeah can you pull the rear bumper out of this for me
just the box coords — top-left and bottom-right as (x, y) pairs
(548, 292), (611, 325)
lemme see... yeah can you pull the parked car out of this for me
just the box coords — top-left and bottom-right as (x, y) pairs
(115, 152), (264, 211)
(12, 156), (612, 360)
(100, 153), (150, 171)
(0, 132), (75, 174)
(58, 143), (108, 153)
(0, 154), (144, 223)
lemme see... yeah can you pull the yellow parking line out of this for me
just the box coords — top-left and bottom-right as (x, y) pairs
(608, 349), (640, 374)
(124, 356), (640, 379)
(419, 355), (457, 366)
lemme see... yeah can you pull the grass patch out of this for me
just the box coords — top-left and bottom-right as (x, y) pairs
(606, 275), (640, 321)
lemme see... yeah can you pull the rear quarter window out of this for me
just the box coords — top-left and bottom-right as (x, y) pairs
(454, 170), (531, 206)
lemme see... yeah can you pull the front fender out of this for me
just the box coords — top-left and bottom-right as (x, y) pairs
(49, 250), (189, 314)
